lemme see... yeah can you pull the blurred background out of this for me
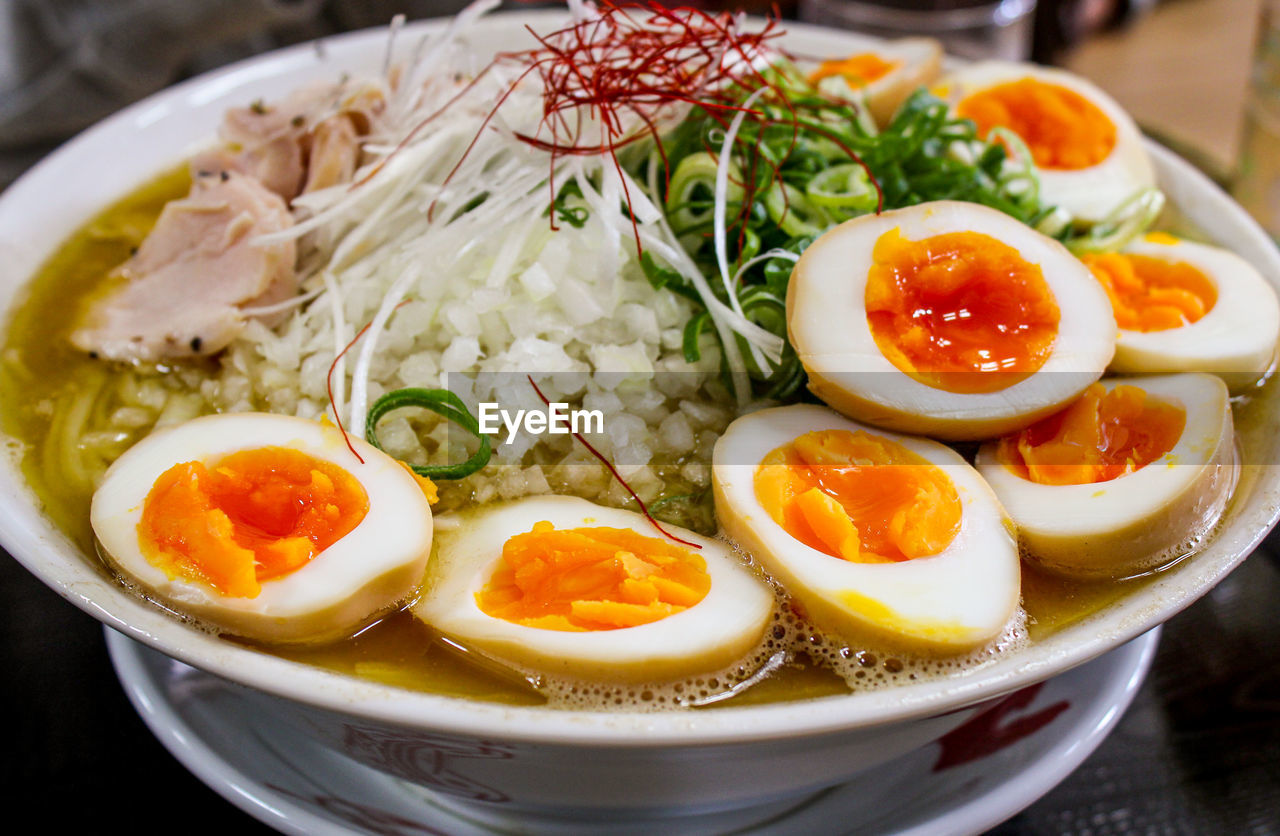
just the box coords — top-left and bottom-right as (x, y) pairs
(0, 1), (1263, 187)
(1, 1), (1278, 834)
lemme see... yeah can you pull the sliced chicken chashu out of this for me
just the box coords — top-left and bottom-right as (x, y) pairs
(191, 79), (385, 201)
(71, 171), (297, 363)
(304, 114), (361, 193)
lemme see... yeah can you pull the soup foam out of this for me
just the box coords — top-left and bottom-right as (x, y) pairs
(513, 546), (1030, 713)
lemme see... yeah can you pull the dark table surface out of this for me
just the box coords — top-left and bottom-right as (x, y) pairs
(3, 534), (1280, 834)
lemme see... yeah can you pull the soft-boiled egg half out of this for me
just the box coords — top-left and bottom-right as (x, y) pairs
(809, 38), (943, 126)
(937, 62), (1155, 223)
(713, 404), (1020, 654)
(787, 200), (1116, 441)
(91, 412), (434, 643)
(1081, 232), (1280, 388)
(413, 496), (774, 683)
(976, 373), (1238, 579)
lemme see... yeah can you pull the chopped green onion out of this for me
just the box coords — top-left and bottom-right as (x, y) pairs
(636, 78), (1109, 400)
(549, 180), (590, 229)
(366, 387), (492, 480)
(763, 182), (833, 238)
(806, 163), (878, 213)
(1066, 188), (1166, 255)
(641, 251), (703, 305)
(682, 311), (713, 363)
(666, 152), (740, 234)
(1034, 206), (1073, 239)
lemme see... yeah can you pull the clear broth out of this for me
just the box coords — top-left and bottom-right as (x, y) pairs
(1, 168), (1268, 708)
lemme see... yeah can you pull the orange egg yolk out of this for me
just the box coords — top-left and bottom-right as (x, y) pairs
(997, 383), (1186, 485)
(475, 523), (711, 632)
(138, 447), (369, 598)
(809, 52), (900, 87)
(1082, 252), (1217, 332)
(865, 228), (1060, 394)
(956, 78), (1117, 170)
(754, 429), (961, 563)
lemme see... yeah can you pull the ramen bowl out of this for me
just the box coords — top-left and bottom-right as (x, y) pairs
(2, 11), (1279, 825)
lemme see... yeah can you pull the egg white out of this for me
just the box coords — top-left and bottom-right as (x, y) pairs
(413, 495), (775, 683)
(813, 38), (943, 127)
(937, 61), (1155, 223)
(975, 373), (1238, 579)
(787, 200), (1117, 441)
(712, 404), (1021, 654)
(91, 412), (433, 643)
(1101, 234), (1280, 389)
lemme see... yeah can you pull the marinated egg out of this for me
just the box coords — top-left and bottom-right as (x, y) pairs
(976, 373), (1238, 579)
(809, 38), (943, 126)
(1081, 232), (1280, 388)
(713, 404), (1021, 654)
(413, 496), (774, 683)
(937, 61), (1155, 223)
(787, 200), (1116, 441)
(91, 412), (434, 643)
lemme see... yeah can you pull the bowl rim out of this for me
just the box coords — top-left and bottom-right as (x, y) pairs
(2, 10), (1279, 748)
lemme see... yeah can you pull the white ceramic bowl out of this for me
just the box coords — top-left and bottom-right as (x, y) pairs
(2, 11), (1279, 825)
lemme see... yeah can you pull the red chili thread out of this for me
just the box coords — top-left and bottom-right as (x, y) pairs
(359, 2), (881, 258)
(434, 3), (781, 248)
(526, 374), (702, 550)
(361, 4), (880, 247)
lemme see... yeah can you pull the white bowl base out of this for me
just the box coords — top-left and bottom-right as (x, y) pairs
(106, 626), (1159, 836)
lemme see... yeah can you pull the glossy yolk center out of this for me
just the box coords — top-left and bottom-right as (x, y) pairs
(865, 228), (1060, 394)
(956, 78), (1117, 170)
(138, 446), (369, 598)
(997, 383), (1186, 485)
(475, 523), (711, 632)
(809, 52), (900, 87)
(754, 429), (961, 563)
(1082, 252), (1217, 332)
